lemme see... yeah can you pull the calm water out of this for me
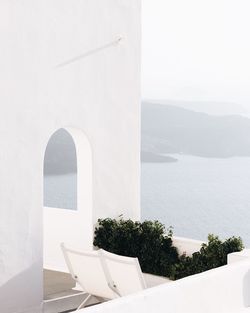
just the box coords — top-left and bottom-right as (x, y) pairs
(44, 155), (250, 247)
(44, 173), (77, 210)
(142, 155), (250, 246)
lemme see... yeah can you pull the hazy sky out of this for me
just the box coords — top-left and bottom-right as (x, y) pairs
(142, 0), (250, 114)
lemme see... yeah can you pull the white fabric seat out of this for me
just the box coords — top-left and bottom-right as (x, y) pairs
(99, 248), (146, 297)
(142, 272), (171, 288)
(61, 243), (147, 310)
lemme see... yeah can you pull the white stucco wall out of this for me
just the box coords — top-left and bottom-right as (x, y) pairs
(172, 236), (204, 256)
(0, 1), (141, 312)
(81, 260), (250, 313)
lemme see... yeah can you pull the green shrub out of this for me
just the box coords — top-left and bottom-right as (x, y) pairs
(94, 219), (244, 280)
(93, 218), (179, 277)
(170, 234), (244, 280)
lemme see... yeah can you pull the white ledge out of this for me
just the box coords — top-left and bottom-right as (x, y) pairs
(172, 236), (204, 256)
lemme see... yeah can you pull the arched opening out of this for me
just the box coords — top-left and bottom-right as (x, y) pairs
(44, 128), (77, 210)
(43, 127), (93, 309)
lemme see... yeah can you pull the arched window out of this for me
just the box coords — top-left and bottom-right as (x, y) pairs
(44, 128), (77, 210)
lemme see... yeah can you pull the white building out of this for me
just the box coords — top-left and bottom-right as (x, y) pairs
(2, 2), (250, 313)
(0, 1), (141, 312)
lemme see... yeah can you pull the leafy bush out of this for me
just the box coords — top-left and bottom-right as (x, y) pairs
(94, 218), (179, 277)
(94, 219), (244, 280)
(170, 234), (244, 280)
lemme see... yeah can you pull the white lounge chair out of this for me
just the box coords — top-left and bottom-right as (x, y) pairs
(61, 243), (147, 310)
(99, 248), (146, 296)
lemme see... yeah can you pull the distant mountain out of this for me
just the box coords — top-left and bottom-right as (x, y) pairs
(44, 103), (250, 173)
(141, 151), (177, 163)
(146, 99), (248, 116)
(142, 102), (250, 159)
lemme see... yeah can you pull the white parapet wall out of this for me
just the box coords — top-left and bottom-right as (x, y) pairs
(80, 260), (250, 313)
(228, 249), (250, 264)
(172, 236), (204, 256)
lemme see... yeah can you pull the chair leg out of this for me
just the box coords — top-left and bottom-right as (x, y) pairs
(76, 294), (92, 310)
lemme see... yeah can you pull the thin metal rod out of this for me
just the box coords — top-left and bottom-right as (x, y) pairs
(76, 294), (92, 310)
(55, 36), (122, 69)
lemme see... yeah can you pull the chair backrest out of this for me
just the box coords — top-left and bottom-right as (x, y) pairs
(99, 249), (147, 297)
(61, 243), (116, 299)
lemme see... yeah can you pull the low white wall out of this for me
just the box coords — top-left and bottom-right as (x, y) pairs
(228, 249), (250, 265)
(81, 260), (250, 313)
(172, 236), (204, 256)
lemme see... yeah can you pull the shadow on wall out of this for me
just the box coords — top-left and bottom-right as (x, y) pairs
(0, 262), (42, 313)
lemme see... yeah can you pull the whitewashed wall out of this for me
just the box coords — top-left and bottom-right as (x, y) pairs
(0, 1), (141, 312)
(82, 260), (250, 313)
(172, 236), (204, 256)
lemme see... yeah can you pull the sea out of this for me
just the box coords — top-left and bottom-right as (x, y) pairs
(142, 155), (250, 247)
(44, 155), (250, 247)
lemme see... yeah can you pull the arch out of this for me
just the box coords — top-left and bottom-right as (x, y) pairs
(43, 127), (93, 271)
(44, 128), (77, 210)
